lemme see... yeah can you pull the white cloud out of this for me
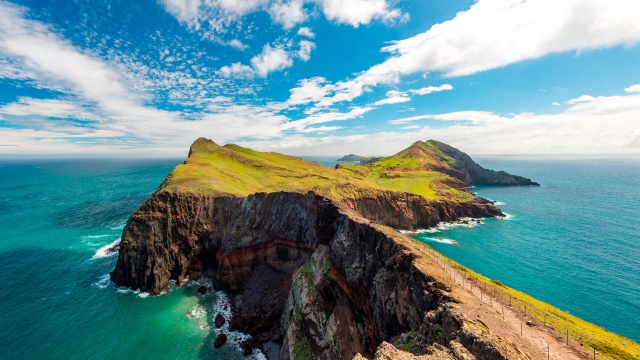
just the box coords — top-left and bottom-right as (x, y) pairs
(250, 44), (293, 77)
(566, 95), (596, 104)
(315, 0), (406, 27)
(212, 0), (263, 15)
(408, 84), (453, 96)
(297, 26), (315, 38)
(624, 84), (640, 93)
(369, 0), (640, 80)
(389, 111), (509, 125)
(284, 77), (367, 109)
(0, 97), (100, 120)
(297, 40), (316, 61)
(0, 1), (180, 131)
(159, 0), (402, 43)
(287, 106), (373, 130)
(299, 125), (342, 133)
(217, 62), (255, 78)
(245, 87), (640, 156)
(225, 39), (249, 51)
(270, 0), (306, 29)
(373, 90), (411, 106)
(301, 0), (640, 109)
(159, 0), (202, 29)
(285, 77), (332, 107)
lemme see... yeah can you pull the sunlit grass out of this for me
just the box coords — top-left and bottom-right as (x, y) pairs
(159, 138), (475, 203)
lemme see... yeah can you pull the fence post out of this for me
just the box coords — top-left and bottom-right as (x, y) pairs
(566, 329), (568, 345)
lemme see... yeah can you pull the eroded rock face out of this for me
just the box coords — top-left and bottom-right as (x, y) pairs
(111, 191), (508, 359)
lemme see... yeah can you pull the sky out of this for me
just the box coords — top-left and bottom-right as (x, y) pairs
(1, 0), (640, 158)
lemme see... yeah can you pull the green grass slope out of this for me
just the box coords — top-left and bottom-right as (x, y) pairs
(158, 138), (474, 203)
(338, 140), (539, 186)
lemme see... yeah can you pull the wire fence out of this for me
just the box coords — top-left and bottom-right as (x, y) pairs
(416, 247), (607, 360)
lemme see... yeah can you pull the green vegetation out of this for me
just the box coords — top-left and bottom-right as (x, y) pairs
(159, 138), (476, 203)
(292, 338), (314, 360)
(298, 258), (315, 293)
(336, 140), (474, 202)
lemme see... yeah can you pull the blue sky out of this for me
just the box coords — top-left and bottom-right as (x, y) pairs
(1, 0), (640, 157)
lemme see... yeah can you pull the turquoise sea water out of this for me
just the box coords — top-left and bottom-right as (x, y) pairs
(0, 160), (261, 360)
(0, 157), (638, 360)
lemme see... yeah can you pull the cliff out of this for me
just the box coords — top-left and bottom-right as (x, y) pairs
(337, 140), (539, 186)
(111, 138), (538, 359)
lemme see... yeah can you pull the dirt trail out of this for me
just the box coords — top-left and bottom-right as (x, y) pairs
(416, 246), (591, 360)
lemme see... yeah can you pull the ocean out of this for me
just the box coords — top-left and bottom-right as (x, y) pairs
(0, 157), (637, 359)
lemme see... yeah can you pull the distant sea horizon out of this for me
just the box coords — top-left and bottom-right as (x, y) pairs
(0, 156), (637, 359)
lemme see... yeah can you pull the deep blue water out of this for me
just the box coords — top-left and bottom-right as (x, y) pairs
(0, 158), (638, 360)
(412, 158), (640, 342)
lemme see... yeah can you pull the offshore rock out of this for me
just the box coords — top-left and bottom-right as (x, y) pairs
(213, 332), (227, 349)
(214, 313), (225, 328)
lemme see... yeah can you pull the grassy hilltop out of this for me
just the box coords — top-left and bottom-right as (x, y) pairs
(158, 138), (476, 203)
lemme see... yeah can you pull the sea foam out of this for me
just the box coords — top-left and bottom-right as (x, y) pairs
(425, 237), (458, 245)
(92, 273), (111, 289)
(207, 290), (266, 359)
(91, 238), (121, 259)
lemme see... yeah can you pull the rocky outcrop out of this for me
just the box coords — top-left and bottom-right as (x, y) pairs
(425, 140), (539, 186)
(337, 154), (383, 164)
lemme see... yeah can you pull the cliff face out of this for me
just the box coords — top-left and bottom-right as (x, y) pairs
(112, 190), (517, 359)
(111, 190), (499, 294)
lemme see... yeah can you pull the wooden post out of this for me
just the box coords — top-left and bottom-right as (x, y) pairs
(566, 329), (569, 345)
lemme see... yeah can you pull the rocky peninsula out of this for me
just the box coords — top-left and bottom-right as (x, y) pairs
(111, 138), (637, 359)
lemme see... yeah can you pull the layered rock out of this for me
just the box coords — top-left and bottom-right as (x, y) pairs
(111, 189), (517, 358)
